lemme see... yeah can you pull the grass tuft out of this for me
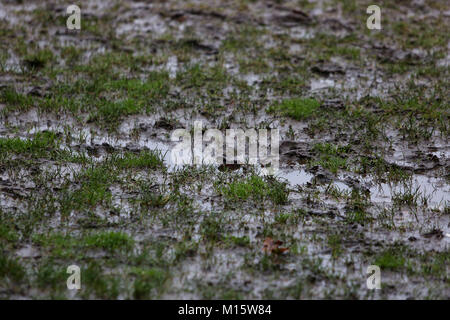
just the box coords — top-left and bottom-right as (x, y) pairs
(269, 98), (320, 120)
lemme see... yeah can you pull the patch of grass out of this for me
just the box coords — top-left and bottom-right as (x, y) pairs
(238, 56), (269, 73)
(138, 188), (171, 210)
(266, 75), (308, 95)
(176, 64), (228, 92)
(88, 98), (145, 127)
(32, 233), (78, 258)
(197, 281), (244, 299)
(0, 87), (34, 112)
(327, 233), (343, 259)
(82, 261), (120, 299)
(315, 156), (347, 174)
(225, 235), (251, 247)
(218, 175), (289, 205)
(36, 261), (68, 291)
(33, 231), (134, 258)
(392, 182), (421, 207)
(391, 19), (447, 49)
(83, 231), (134, 252)
(0, 131), (56, 153)
(357, 156), (412, 183)
(173, 241), (198, 264)
(268, 98), (320, 120)
(0, 217), (19, 243)
(302, 33), (359, 61)
(61, 46), (82, 65)
(374, 87), (449, 139)
(419, 251), (448, 278)
(132, 267), (169, 299)
(345, 189), (371, 225)
(0, 131), (70, 161)
(219, 175), (266, 200)
(104, 72), (170, 100)
(267, 178), (290, 205)
(200, 213), (223, 242)
(221, 36), (247, 52)
(220, 25), (264, 53)
(311, 143), (350, 174)
(60, 164), (116, 212)
(345, 210), (370, 225)
(115, 150), (164, 170)
(325, 183), (351, 200)
(220, 289), (244, 300)
(0, 251), (26, 282)
(334, 46), (360, 60)
(374, 249), (405, 270)
(312, 143), (351, 156)
(75, 52), (133, 76)
(23, 48), (54, 69)
(274, 213), (292, 225)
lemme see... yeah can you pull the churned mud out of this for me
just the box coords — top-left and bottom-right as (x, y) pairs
(0, 0), (448, 299)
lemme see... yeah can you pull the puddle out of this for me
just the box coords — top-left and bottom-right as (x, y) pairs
(369, 175), (449, 208)
(277, 168), (314, 187)
(16, 245), (40, 258)
(289, 27), (315, 40)
(116, 14), (168, 36)
(310, 79), (335, 90)
(242, 73), (261, 86)
(166, 56), (178, 79)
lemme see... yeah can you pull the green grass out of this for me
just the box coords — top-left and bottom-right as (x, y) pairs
(217, 175), (289, 205)
(274, 213), (292, 225)
(311, 143), (350, 174)
(327, 233), (343, 259)
(392, 182), (421, 207)
(374, 249), (406, 270)
(23, 48), (54, 69)
(0, 131), (58, 153)
(419, 252), (448, 278)
(266, 75), (308, 95)
(82, 261), (120, 299)
(269, 98), (320, 120)
(0, 87), (34, 112)
(83, 73), (170, 127)
(225, 235), (251, 247)
(88, 98), (145, 126)
(132, 267), (169, 299)
(58, 164), (116, 214)
(103, 72), (170, 100)
(0, 222), (19, 243)
(316, 157), (347, 174)
(32, 233), (76, 257)
(200, 213), (223, 242)
(0, 131), (75, 162)
(345, 189), (371, 225)
(115, 151), (164, 170)
(83, 231), (134, 252)
(33, 231), (134, 256)
(0, 251), (26, 282)
(176, 64), (228, 92)
(36, 261), (68, 290)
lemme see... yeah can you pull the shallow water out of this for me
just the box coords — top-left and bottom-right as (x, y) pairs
(277, 168), (314, 186)
(310, 78), (335, 90)
(368, 175), (449, 209)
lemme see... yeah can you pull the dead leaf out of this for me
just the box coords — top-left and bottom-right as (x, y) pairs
(262, 237), (289, 255)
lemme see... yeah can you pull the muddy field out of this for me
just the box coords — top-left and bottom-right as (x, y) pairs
(0, 0), (448, 299)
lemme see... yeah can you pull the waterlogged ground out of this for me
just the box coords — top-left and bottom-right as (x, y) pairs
(0, 0), (449, 299)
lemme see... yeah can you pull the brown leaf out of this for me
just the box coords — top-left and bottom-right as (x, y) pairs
(262, 237), (289, 255)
